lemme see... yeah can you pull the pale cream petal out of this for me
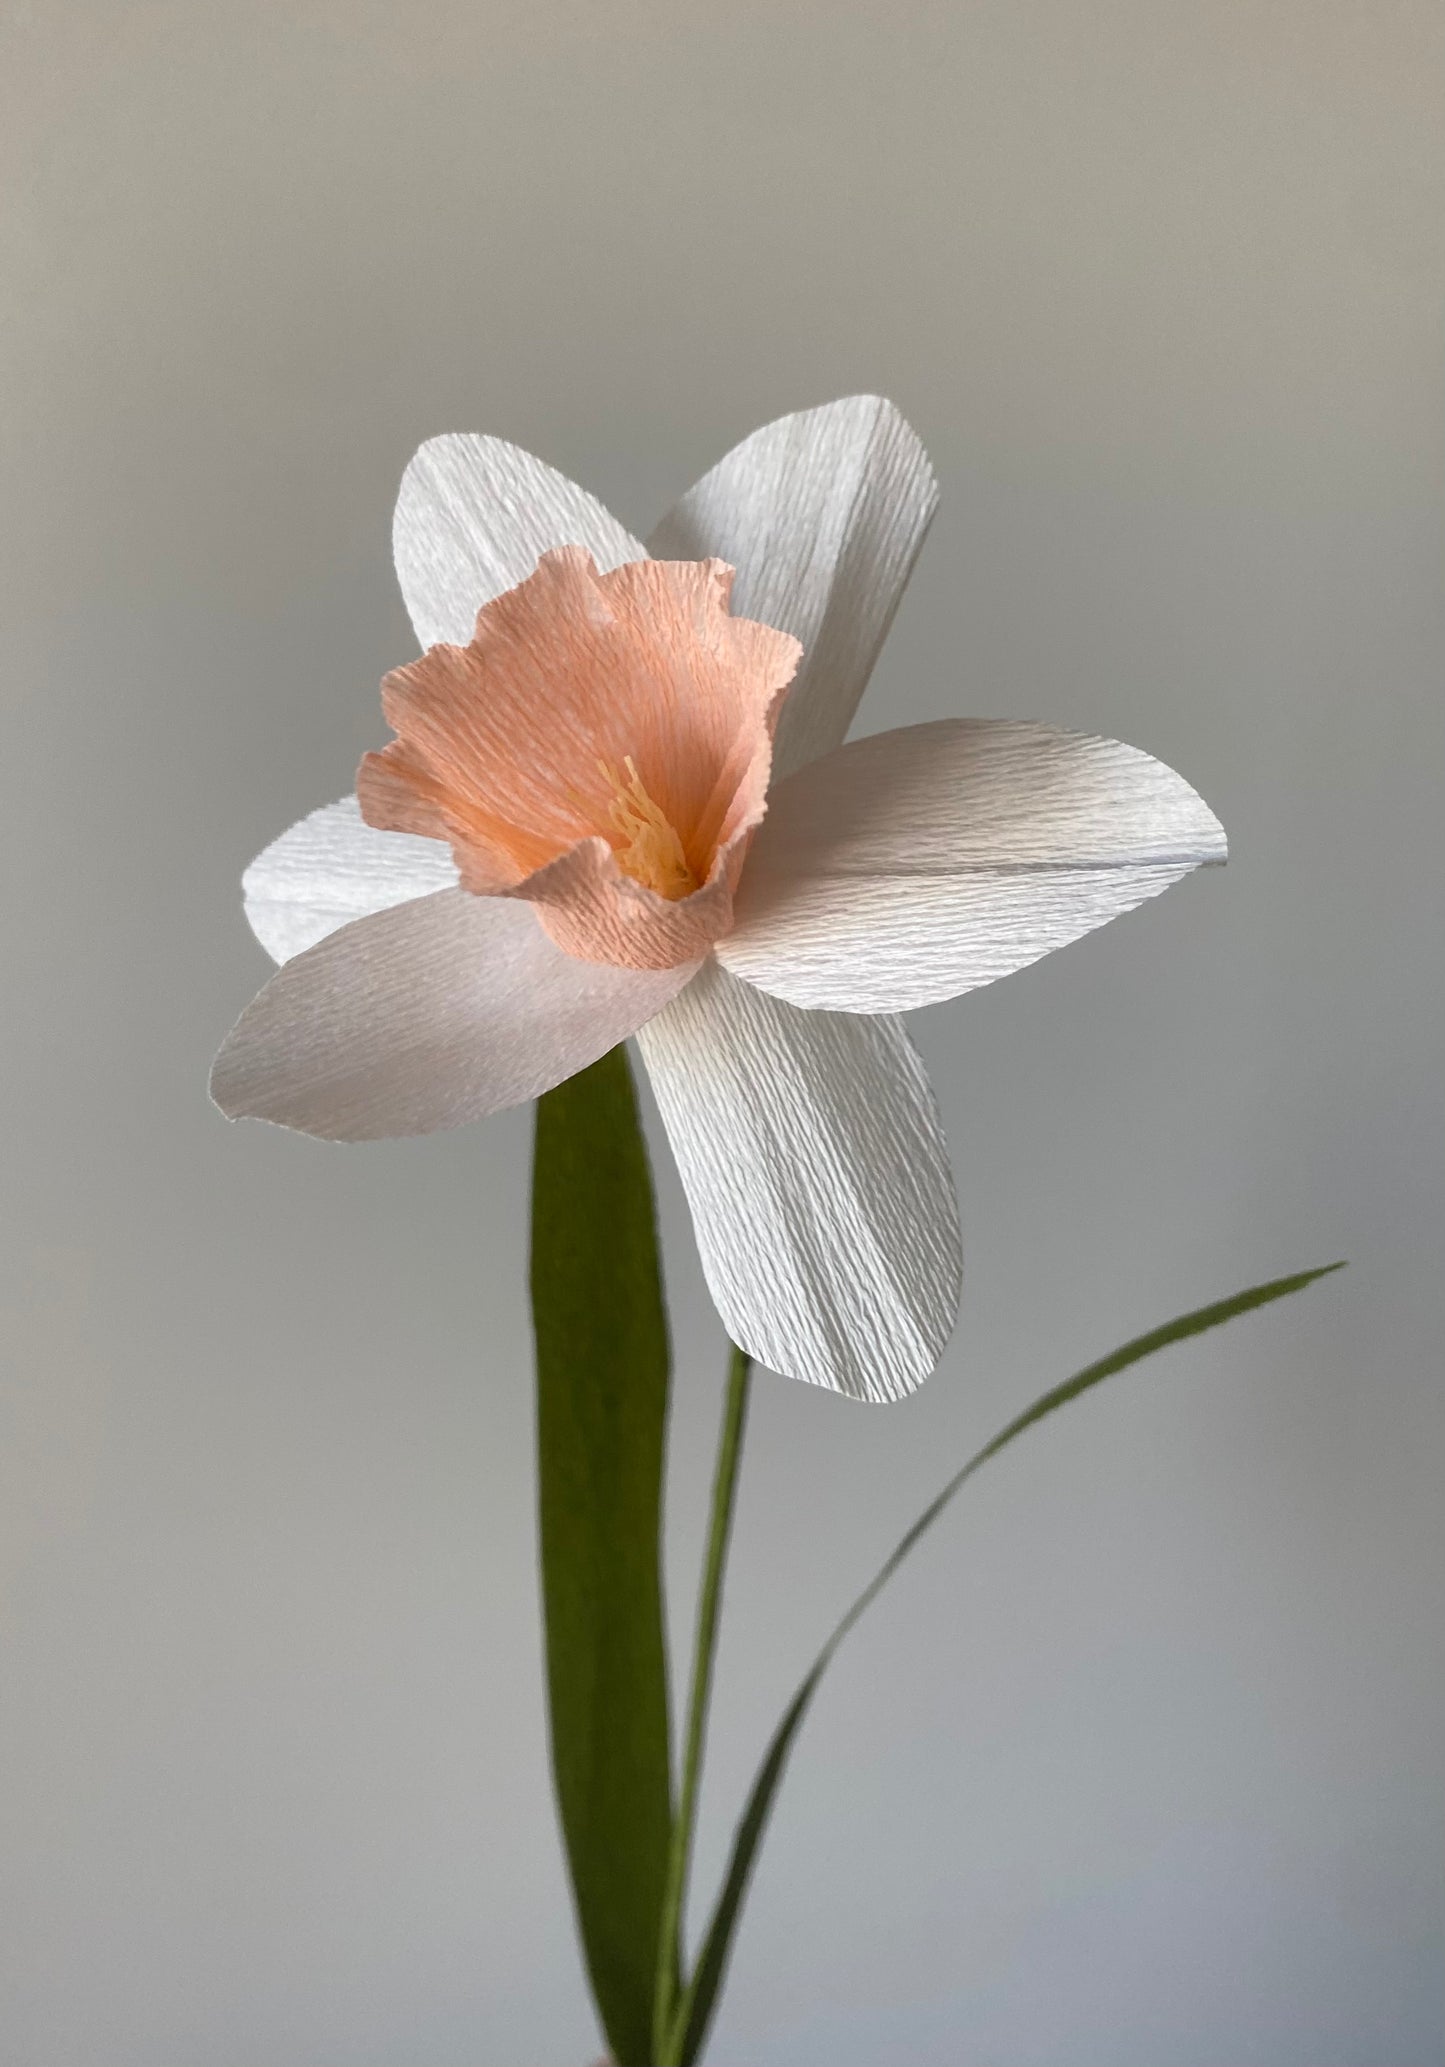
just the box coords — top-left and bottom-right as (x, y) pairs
(648, 395), (937, 778)
(213, 889), (695, 1141)
(242, 796), (459, 964)
(717, 720), (1227, 1012)
(393, 434), (646, 651)
(636, 959), (961, 1401)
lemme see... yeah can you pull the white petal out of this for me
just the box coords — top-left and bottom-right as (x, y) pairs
(647, 396), (937, 779)
(243, 796), (460, 964)
(716, 720), (1227, 1013)
(394, 434), (646, 649)
(636, 959), (960, 1401)
(213, 890), (695, 1142)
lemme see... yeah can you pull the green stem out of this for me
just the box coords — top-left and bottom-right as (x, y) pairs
(653, 1344), (752, 2065)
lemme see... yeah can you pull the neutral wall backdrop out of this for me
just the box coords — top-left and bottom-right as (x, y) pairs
(2, 3), (1441, 2062)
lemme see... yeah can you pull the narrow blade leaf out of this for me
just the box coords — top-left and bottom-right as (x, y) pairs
(531, 1045), (675, 2066)
(676, 1262), (1345, 2064)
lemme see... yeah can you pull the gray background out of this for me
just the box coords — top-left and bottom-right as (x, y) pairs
(2, 2), (1441, 2061)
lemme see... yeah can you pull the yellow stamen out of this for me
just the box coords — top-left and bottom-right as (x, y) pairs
(598, 756), (698, 900)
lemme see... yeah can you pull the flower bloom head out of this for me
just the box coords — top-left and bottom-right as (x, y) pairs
(213, 398), (1226, 1401)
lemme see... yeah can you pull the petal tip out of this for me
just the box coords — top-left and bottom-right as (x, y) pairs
(1179, 781), (1228, 867)
(206, 1044), (246, 1126)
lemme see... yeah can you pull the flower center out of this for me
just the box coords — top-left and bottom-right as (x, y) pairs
(598, 756), (699, 901)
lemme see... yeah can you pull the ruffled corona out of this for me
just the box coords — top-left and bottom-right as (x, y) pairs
(357, 547), (801, 970)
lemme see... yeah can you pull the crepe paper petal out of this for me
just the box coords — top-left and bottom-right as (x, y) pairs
(212, 890), (696, 1142)
(242, 795), (459, 964)
(635, 958), (961, 1401)
(394, 434), (646, 651)
(647, 395), (938, 780)
(716, 719), (1227, 1014)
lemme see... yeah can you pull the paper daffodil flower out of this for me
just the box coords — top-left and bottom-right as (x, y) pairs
(212, 397), (1225, 1401)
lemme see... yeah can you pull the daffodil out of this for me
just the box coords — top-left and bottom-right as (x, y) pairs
(212, 396), (1224, 1399)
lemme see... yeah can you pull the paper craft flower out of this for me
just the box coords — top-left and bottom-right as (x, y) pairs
(212, 397), (1225, 1401)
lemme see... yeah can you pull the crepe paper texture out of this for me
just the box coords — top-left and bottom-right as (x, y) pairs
(212, 395), (1226, 1398)
(208, 398), (1340, 2067)
(359, 550), (800, 969)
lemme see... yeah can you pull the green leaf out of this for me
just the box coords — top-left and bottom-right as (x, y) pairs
(674, 1262), (1346, 2065)
(531, 1045), (675, 2067)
